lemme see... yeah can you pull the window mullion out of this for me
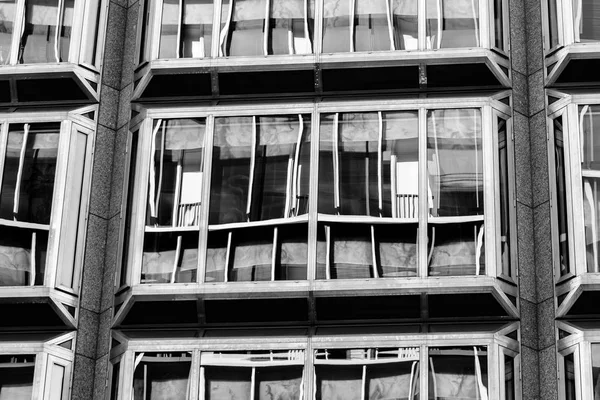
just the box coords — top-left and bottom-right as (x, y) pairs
(69, 0), (86, 63)
(349, 0), (355, 52)
(13, 123), (29, 219)
(418, 108), (427, 278)
(419, 344), (428, 400)
(54, 0), (65, 62)
(32, 351), (49, 400)
(263, 0), (270, 55)
(151, 0), (164, 60)
(211, 0), (222, 58)
(250, 366), (256, 400)
(197, 115), (214, 284)
(176, 0), (183, 58)
(478, 0), (489, 48)
(219, 0), (234, 56)
(314, 0), (323, 55)
(417, 0), (425, 50)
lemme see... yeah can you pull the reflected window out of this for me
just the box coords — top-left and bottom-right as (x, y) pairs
(428, 346), (488, 399)
(133, 352), (192, 400)
(0, 0), (16, 64)
(0, 355), (35, 399)
(159, 0), (214, 58)
(573, 0), (600, 42)
(553, 115), (570, 277)
(426, 0), (480, 49)
(592, 344), (600, 398)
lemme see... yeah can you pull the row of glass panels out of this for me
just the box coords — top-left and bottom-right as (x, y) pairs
(123, 106), (513, 285)
(111, 347), (517, 400)
(0, 0), (103, 66)
(140, 0), (507, 62)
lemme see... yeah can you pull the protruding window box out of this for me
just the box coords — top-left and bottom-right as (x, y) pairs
(0, 108), (95, 329)
(114, 94), (518, 327)
(132, 0), (510, 100)
(0, 0), (106, 105)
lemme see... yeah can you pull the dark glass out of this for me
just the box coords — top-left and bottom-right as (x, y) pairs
(142, 231), (199, 283)
(564, 353), (576, 400)
(554, 116), (570, 276)
(121, 132), (138, 287)
(428, 222), (485, 276)
(493, 0), (504, 49)
(133, 353), (191, 400)
(0, 355), (35, 399)
(592, 344), (600, 398)
(498, 118), (511, 277)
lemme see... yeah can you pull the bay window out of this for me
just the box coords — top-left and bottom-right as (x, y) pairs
(0, 332), (75, 400)
(109, 327), (520, 400)
(0, 110), (94, 294)
(122, 97), (514, 287)
(138, 0), (507, 62)
(0, 0), (104, 67)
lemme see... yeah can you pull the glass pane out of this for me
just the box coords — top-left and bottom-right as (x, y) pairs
(427, 0), (480, 49)
(210, 115), (310, 224)
(121, 132), (139, 287)
(229, 225), (273, 281)
(584, 177), (600, 273)
(592, 344), (600, 398)
(146, 119), (205, 228)
(20, 0), (74, 63)
(316, 365), (362, 400)
(256, 367), (302, 400)
(428, 222), (485, 276)
(367, 362), (420, 400)
(564, 353), (576, 400)
(0, 355), (35, 400)
(322, 0), (351, 52)
(392, 0), (418, 50)
(574, 0), (600, 41)
(554, 116), (570, 276)
(317, 223), (374, 279)
(318, 111), (419, 217)
(222, 0), (266, 56)
(427, 109), (483, 217)
(82, 0), (101, 65)
(493, 0), (503, 49)
(159, 0), (213, 58)
(581, 105), (600, 170)
(0, 123), (59, 224)
(205, 367), (251, 400)
(504, 354), (514, 400)
(375, 223), (417, 277)
(547, 0), (558, 48)
(354, 0), (392, 52)
(428, 347), (488, 400)
(498, 118), (511, 277)
(268, 0), (314, 54)
(48, 363), (65, 400)
(0, 0), (16, 64)
(110, 362), (120, 400)
(142, 231), (199, 283)
(277, 223), (308, 280)
(133, 353), (192, 400)
(0, 225), (48, 286)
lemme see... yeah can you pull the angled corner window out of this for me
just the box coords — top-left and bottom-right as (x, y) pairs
(0, 0), (104, 67)
(573, 0), (600, 42)
(0, 354), (36, 399)
(0, 114), (94, 293)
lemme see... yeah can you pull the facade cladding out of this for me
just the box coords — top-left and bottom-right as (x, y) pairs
(2, 0), (600, 398)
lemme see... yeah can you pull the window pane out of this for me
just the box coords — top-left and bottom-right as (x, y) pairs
(322, 0), (351, 52)
(554, 116), (570, 276)
(375, 223), (417, 277)
(504, 354), (514, 400)
(428, 346), (488, 400)
(268, 0), (314, 55)
(367, 362), (420, 400)
(592, 344), (600, 398)
(498, 118), (511, 277)
(121, 131), (139, 287)
(574, 0), (600, 41)
(110, 362), (120, 400)
(392, 0), (418, 50)
(581, 105), (600, 170)
(47, 363), (65, 400)
(584, 177), (600, 273)
(205, 367), (252, 400)
(318, 111), (419, 217)
(0, 225), (48, 286)
(428, 222), (485, 276)
(427, 0), (479, 49)
(159, 0), (213, 58)
(354, 0), (392, 52)
(564, 353), (576, 400)
(210, 115), (310, 224)
(257, 367), (302, 400)
(316, 365), (362, 400)
(133, 353), (191, 400)
(20, 0), (74, 63)
(317, 223), (374, 279)
(547, 0), (558, 48)
(221, 0), (266, 56)
(493, 0), (504, 49)
(0, 355), (35, 400)
(0, 123), (59, 224)
(146, 119), (205, 228)
(0, 0), (16, 64)
(81, 0), (101, 65)
(142, 231), (199, 283)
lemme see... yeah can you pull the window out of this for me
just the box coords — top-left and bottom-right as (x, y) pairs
(0, 332), (75, 400)
(123, 99), (513, 287)
(0, 111), (94, 293)
(139, 0), (506, 61)
(110, 328), (520, 399)
(0, 0), (104, 67)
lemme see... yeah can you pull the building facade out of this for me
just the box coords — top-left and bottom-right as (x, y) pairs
(1, 0), (599, 398)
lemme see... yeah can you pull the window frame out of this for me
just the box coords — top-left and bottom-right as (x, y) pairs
(109, 324), (520, 400)
(0, 109), (95, 297)
(119, 96), (515, 290)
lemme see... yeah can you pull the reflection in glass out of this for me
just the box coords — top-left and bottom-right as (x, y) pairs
(220, 0), (266, 56)
(268, 0), (314, 54)
(318, 111), (418, 217)
(0, 123), (59, 224)
(427, 0), (479, 49)
(504, 354), (514, 400)
(20, 0), (74, 63)
(573, 0), (600, 42)
(392, 0), (418, 50)
(0, 0), (16, 64)
(493, 0), (503, 50)
(592, 344), (600, 399)
(159, 0), (213, 58)
(210, 114), (310, 224)
(142, 231), (198, 283)
(498, 118), (511, 277)
(0, 355), (35, 400)
(133, 353), (192, 400)
(554, 116), (570, 276)
(315, 347), (420, 400)
(547, 0), (558, 48)
(428, 347), (488, 400)
(564, 352), (576, 400)
(428, 222), (485, 276)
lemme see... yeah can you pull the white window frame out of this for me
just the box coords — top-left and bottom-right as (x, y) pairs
(109, 324), (520, 400)
(119, 96), (515, 289)
(0, 108), (95, 297)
